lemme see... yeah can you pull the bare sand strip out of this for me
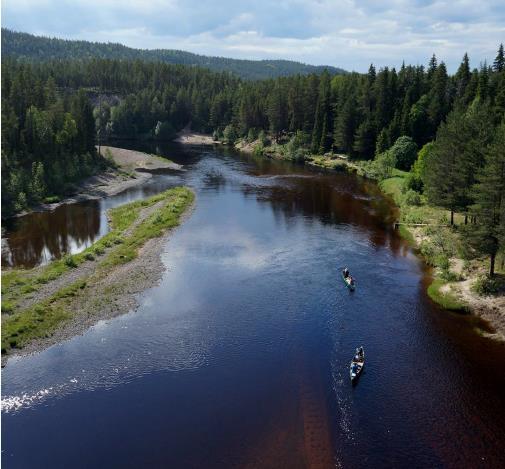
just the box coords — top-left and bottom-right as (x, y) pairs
(174, 124), (215, 145)
(21, 146), (183, 215)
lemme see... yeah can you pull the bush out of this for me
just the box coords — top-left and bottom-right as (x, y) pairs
(411, 142), (434, 190)
(253, 142), (264, 156)
(94, 245), (105, 256)
(14, 192), (28, 212)
(247, 128), (257, 143)
(64, 255), (78, 268)
(374, 150), (397, 180)
(104, 148), (118, 169)
(390, 136), (418, 170)
(84, 252), (95, 261)
(473, 276), (505, 295)
(223, 125), (238, 144)
(402, 189), (421, 206)
(258, 130), (268, 146)
(405, 172), (423, 192)
(43, 195), (60, 204)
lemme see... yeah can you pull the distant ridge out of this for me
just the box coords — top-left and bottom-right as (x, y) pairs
(1, 29), (346, 80)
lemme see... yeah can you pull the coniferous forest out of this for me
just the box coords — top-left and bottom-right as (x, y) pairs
(2, 36), (504, 273)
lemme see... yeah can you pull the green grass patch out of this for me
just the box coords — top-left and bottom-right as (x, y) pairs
(102, 187), (193, 267)
(427, 279), (469, 313)
(398, 225), (416, 245)
(1, 187), (194, 354)
(43, 195), (61, 204)
(380, 176), (405, 204)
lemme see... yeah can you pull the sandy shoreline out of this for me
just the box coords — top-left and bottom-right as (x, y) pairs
(13, 146), (182, 217)
(174, 126), (216, 145)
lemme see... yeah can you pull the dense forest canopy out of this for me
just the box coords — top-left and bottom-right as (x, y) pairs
(1, 29), (346, 80)
(2, 38), (504, 274)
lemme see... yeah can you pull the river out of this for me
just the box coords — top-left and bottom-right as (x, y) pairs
(2, 144), (505, 468)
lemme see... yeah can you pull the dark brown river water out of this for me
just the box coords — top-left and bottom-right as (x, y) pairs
(2, 143), (505, 468)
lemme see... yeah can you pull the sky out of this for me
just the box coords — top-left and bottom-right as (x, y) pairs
(2, 0), (504, 72)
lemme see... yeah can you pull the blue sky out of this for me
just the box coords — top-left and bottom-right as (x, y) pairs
(2, 0), (504, 72)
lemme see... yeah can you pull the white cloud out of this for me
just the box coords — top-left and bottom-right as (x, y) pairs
(2, 0), (504, 71)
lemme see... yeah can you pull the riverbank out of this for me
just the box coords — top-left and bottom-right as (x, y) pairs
(234, 137), (505, 340)
(13, 146), (182, 217)
(377, 171), (505, 340)
(1, 187), (195, 364)
(174, 127), (215, 145)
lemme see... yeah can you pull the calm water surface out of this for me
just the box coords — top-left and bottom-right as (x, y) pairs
(2, 144), (505, 468)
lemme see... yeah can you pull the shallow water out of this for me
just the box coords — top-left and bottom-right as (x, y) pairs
(2, 144), (505, 468)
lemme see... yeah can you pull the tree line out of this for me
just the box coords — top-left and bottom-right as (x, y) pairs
(2, 45), (504, 274)
(2, 28), (345, 80)
(2, 62), (100, 216)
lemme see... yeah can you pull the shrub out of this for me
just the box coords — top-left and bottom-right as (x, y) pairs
(223, 125), (238, 144)
(253, 142), (264, 156)
(473, 276), (505, 295)
(374, 150), (397, 180)
(247, 128), (257, 143)
(402, 189), (421, 206)
(104, 148), (118, 169)
(64, 255), (78, 268)
(258, 130), (268, 146)
(43, 195), (60, 204)
(84, 252), (95, 261)
(411, 142), (434, 190)
(390, 136), (418, 170)
(1, 301), (15, 314)
(405, 172), (423, 192)
(94, 245), (105, 256)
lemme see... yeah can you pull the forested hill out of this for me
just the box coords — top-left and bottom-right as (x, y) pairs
(1, 29), (345, 80)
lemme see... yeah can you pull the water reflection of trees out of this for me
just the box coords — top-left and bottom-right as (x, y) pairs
(3, 201), (101, 268)
(241, 173), (408, 256)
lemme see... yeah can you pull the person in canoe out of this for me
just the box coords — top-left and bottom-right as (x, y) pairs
(342, 267), (356, 290)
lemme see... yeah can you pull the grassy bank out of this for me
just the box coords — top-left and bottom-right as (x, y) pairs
(377, 170), (505, 316)
(1, 187), (194, 355)
(236, 138), (504, 319)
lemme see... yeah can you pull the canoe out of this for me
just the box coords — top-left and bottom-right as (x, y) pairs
(350, 346), (365, 382)
(341, 271), (356, 291)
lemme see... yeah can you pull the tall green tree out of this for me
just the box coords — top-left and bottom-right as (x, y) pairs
(424, 110), (468, 224)
(464, 123), (505, 276)
(493, 44), (504, 73)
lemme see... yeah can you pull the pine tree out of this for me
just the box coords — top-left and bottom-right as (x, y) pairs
(478, 61), (490, 100)
(493, 43), (504, 72)
(333, 95), (356, 154)
(427, 54), (438, 82)
(353, 118), (375, 159)
(455, 53), (471, 103)
(427, 62), (449, 134)
(311, 71), (331, 153)
(424, 110), (467, 224)
(266, 84), (283, 141)
(375, 127), (390, 155)
(465, 123), (505, 276)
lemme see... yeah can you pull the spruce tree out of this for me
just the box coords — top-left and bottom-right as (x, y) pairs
(424, 110), (467, 224)
(455, 53), (471, 103)
(333, 95), (356, 154)
(465, 123), (505, 276)
(493, 44), (504, 73)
